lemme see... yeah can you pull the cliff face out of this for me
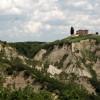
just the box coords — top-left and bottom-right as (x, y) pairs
(33, 37), (100, 93)
(0, 42), (28, 64)
(34, 39), (100, 79)
(0, 35), (100, 94)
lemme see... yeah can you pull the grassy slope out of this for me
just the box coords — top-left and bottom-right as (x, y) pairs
(9, 34), (100, 58)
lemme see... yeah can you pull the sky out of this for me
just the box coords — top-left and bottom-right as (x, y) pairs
(0, 0), (100, 42)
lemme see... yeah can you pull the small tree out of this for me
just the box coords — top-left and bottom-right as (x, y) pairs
(70, 26), (74, 35)
(96, 32), (99, 35)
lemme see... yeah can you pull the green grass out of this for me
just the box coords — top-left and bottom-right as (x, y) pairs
(8, 34), (100, 58)
(62, 34), (100, 43)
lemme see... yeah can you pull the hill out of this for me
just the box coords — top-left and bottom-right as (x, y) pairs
(0, 34), (100, 100)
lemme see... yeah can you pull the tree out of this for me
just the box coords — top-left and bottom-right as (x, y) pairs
(96, 32), (99, 35)
(70, 27), (74, 35)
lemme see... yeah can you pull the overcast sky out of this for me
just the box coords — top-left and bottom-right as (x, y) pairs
(0, 0), (100, 42)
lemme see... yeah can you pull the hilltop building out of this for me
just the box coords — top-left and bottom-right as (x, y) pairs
(76, 30), (88, 35)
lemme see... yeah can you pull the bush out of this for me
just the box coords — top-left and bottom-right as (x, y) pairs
(0, 86), (53, 100)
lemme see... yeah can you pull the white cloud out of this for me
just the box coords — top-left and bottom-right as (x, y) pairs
(24, 21), (42, 33)
(0, 0), (100, 42)
(0, 0), (34, 15)
(0, 0), (12, 10)
(68, 0), (87, 6)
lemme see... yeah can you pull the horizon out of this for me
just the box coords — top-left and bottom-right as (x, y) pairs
(0, 0), (100, 42)
(0, 33), (99, 43)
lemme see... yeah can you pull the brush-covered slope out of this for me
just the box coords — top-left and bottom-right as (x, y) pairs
(0, 34), (100, 100)
(32, 35), (100, 93)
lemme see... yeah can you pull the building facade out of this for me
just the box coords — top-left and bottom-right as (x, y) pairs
(76, 30), (88, 35)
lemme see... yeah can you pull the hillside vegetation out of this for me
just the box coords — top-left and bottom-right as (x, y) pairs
(0, 34), (100, 100)
(9, 34), (100, 58)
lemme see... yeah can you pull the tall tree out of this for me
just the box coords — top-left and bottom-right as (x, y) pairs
(70, 27), (74, 35)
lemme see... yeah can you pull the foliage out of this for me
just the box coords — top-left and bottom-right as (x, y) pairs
(63, 34), (100, 43)
(90, 79), (100, 96)
(54, 54), (68, 69)
(44, 60), (49, 69)
(0, 35), (99, 100)
(60, 84), (89, 100)
(13, 66), (93, 100)
(0, 86), (53, 100)
(9, 42), (44, 58)
(9, 35), (100, 59)
(5, 58), (28, 75)
(82, 49), (97, 62)
(70, 27), (74, 35)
